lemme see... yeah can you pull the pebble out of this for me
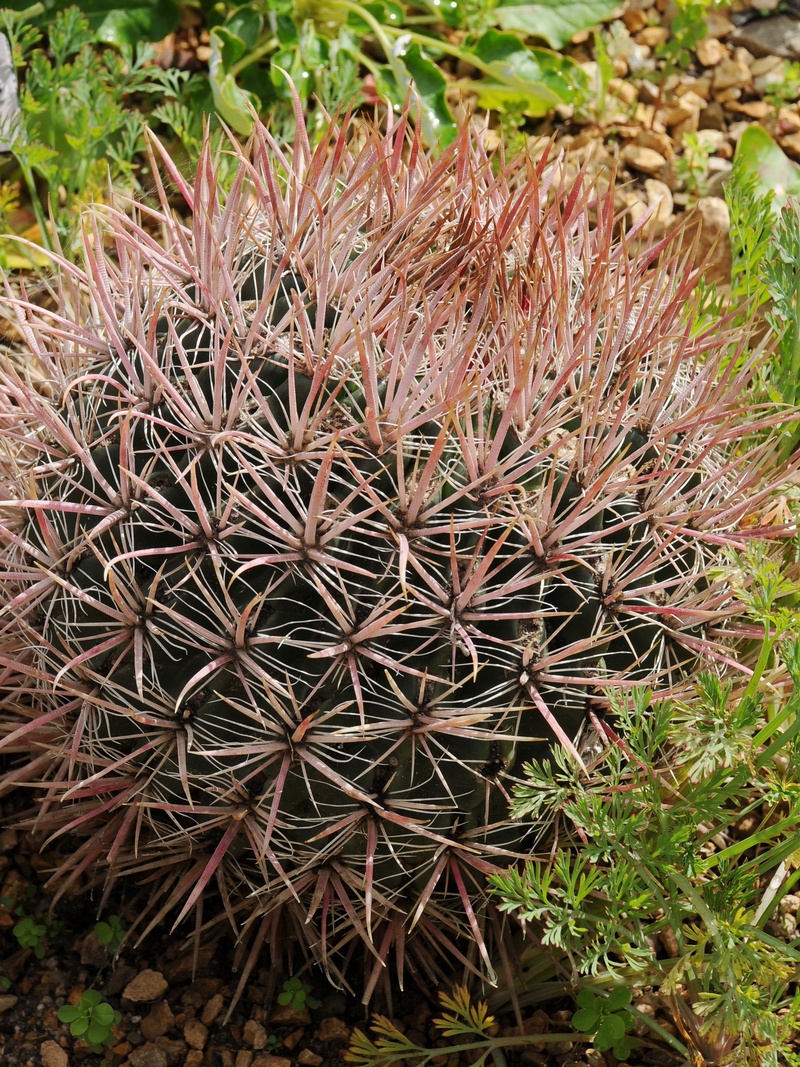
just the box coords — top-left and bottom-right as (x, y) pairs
(641, 179), (674, 237)
(297, 1051), (323, 1066)
(316, 1017), (351, 1043)
(269, 1003), (312, 1026)
(620, 144), (668, 175)
(0, 994), (18, 1012)
(184, 1018), (209, 1049)
(184, 1053), (204, 1067)
(235, 1054), (254, 1067)
(251, 1057), (292, 1067)
(696, 36), (727, 66)
(40, 1039), (69, 1067)
(126, 1044), (169, 1067)
(201, 993), (225, 1025)
(731, 14), (800, 59)
(124, 970), (169, 1004)
(243, 1018), (268, 1049)
(712, 55), (753, 92)
(140, 999), (175, 1041)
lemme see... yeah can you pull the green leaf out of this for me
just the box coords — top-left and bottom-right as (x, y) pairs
(70, 1016), (90, 1037)
(492, 0), (619, 49)
(390, 42), (457, 148)
(605, 987), (632, 1011)
(209, 26), (257, 135)
(1, 0), (180, 44)
(87, 1018), (112, 1045)
(58, 1005), (82, 1024)
(572, 1006), (601, 1032)
(466, 30), (586, 115)
(92, 1003), (117, 1026)
(734, 125), (800, 211)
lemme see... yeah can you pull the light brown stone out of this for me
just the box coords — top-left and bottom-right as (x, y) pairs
(623, 8), (648, 32)
(184, 1053), (205, 1067)
(705, 11), (736, 38)
(40, 1040), (69, 1067)
(235, 1054), (253, 1067)
(681, 197), (732, 285)
(635, 25), (669, 48)
(140, 999), (175, 1042)
(696, 36), (727, 66)
(128, 1044), (169, 1067)
(251, 1057), (292, 1067)
(297, 1051), (323, 1066)
(269, 1003), (311, 1026)
(201, 993), (225, 1026)
(184, 1019), (209, 1050)
(620, 144), (667, 176)
(316, 1017), (351, 1043)
(712, 56), (752, 92)
(244, 1019), (268, 1050)
(123, 969), (169, 1004)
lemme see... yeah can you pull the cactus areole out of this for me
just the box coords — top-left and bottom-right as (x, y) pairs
(0, 112), (788, 996)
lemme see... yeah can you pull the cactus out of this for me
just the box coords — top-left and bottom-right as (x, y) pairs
(0, 112), (789, 998)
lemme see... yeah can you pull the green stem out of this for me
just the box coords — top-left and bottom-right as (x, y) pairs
(18, 161), (52, 254)
(229, 35), (279, 79)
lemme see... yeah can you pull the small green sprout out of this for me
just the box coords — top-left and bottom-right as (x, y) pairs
(58, 990), (121, 1053)
(278, 976), (320, 1011)
(12, 915), (48, 958)
(572, 987), (637, 1061)
(94, 914), (126, 952)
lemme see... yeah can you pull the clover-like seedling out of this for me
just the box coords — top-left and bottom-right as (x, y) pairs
(58, 990), (121, 1053)
(572, 987), (637, 1061)
(94, 914), (126, 953)
(278, 977), (320, 1012)
(12, 916), (48, 958)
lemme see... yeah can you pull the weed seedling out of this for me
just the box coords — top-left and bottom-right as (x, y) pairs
(94, 914), (126, 953)
(278, 976), (320, 1011)
(58, 990), (121, 1054)
(572, 988), (637, 1061)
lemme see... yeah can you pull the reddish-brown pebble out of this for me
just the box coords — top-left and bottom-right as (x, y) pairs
(297, 1049), (323, 1066)
(40, 1039), (68, 1067)
(269, 1003), (311, 1026)
(201, 993), (225, 1026)
(141, 1000), (175, 1041)
(184, 1018), (209, 1050)
(251, 1057), (292, 1067)
(316, 1017), (351, 1043)
(126, 1043), (169, 1067)
(123, 969), (169, 1004)
(281, 1028), (304, 1051)
(243, 1019), (268, 1049)
(235, 1053), (254, 1067)
(183, 1052), (204, 1067)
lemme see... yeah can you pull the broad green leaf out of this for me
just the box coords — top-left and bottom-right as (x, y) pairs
(572, 1006), (601, 1032)
(2, 0), (180, 44)
(398, 43), (457, 148)
(466, 30), (586, 115)
(493, 0), (619, 49)
(605, 987), (632, 1011)
(734, 125), (800, 211)
(208, 26), (256, 135)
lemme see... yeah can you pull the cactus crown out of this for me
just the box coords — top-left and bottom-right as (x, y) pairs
(0, 111), (787, 997)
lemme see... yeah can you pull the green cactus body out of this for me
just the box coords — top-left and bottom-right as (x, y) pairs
(0, 114), (787, 994)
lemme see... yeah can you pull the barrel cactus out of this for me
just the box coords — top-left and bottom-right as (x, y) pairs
(0, 112), (786, 997)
